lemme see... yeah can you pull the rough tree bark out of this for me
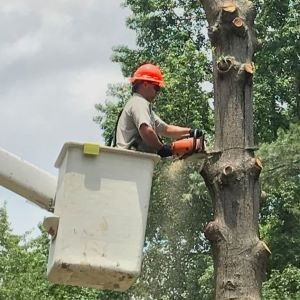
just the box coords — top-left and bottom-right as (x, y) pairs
(199, 1), (271, 299)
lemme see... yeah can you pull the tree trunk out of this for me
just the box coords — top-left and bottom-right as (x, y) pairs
(199, 1), (271, 299)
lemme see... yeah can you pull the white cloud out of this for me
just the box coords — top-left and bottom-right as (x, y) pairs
(2, 34), (41, 64)
(0, 1), (135, 236)
(67, 68), (119, 109)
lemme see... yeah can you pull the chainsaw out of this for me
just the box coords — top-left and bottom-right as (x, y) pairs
(171, 129), (206, 160)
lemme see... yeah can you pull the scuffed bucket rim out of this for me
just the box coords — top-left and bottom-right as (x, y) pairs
(55, 141), (160, 168)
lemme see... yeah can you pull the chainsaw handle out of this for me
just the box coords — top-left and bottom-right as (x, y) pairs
(189, 128), (203, 139)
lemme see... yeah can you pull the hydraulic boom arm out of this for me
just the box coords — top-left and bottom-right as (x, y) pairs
(0, 147), (57, 211)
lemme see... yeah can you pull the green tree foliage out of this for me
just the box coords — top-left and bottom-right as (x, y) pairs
(94, 83), (131, 145)
(259, 124), (300, 270)
(262, 265), (300, 299)
(258, 124), (300, 298)
(253, 0), (300, 143)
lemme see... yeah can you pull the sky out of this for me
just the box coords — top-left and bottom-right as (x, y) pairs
(0, 1), (136, 237)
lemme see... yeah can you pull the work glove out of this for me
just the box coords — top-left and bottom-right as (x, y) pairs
(157, 144), (173, 158)
(189, 128), (203, 138)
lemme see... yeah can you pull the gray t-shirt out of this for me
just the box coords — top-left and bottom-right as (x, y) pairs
(116, 93), (167, 153)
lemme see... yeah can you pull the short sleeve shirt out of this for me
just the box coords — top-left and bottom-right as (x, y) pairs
(116, 93), (167, 153)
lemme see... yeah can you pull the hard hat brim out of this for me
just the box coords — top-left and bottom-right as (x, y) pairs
(129, 77), (165, 88)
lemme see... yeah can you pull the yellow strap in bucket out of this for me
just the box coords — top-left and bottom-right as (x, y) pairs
(83, 143), (100, 155)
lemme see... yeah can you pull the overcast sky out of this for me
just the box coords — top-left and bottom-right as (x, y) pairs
(0, 1), (136, 236)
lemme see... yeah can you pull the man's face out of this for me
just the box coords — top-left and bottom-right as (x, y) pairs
(143, 81), (161, 102)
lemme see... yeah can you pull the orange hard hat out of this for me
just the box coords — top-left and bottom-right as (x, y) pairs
(129, 63), (165, 87)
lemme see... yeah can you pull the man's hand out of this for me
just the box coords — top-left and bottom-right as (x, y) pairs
(157, 144), (173, 157)
(189, 128), (203, 138)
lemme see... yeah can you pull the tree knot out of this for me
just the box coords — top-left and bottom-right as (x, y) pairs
(223, 280), (237, 291)
(204, 221), (227, 242)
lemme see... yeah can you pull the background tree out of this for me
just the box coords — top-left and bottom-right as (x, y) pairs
(253, 0), (300, 142)
(259, 124), (300, 299)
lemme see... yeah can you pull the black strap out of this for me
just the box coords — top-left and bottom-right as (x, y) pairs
(108, 109), (124, 147)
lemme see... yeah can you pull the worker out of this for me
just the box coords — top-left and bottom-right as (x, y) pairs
(115, 63), (202, 157)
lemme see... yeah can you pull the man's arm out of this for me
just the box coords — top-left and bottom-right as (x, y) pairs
(139, 124), (164, 150)
(160, 124), (191, 140)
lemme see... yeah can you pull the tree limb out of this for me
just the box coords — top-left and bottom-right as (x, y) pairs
(199, 0), (219, 25)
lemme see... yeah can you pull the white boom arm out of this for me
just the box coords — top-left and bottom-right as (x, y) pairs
(0, 147), (57, 211)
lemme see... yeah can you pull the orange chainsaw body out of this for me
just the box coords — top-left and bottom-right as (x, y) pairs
(171, 137), (204, 158)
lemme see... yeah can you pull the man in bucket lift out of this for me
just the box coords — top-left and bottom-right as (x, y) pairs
(115, 63), (204, 158)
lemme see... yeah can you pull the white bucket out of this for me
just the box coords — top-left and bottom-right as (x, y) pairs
(46, 142), (159, 291)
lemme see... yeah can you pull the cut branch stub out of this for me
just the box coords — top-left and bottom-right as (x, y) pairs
(232, 17), (243, 27)
(260, 191), (267, 199)
(237, 63), (255, 83)
(252, 241), (272, 282)
(260, 241), (271, 255)
(222, 1), (237, 13)
(217, 56), (235, 74)
(223, 165), (233, 175)
(253, 240), (272, 262)
(254, 158), (263, 170)
(260, 191), (267, 207)
(250, 158), (263, 178)
(220, 165), (236, 185)
(243, 63), (255, 74)
(232, 17), (247, 38)
(221, 1), (238, 22)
